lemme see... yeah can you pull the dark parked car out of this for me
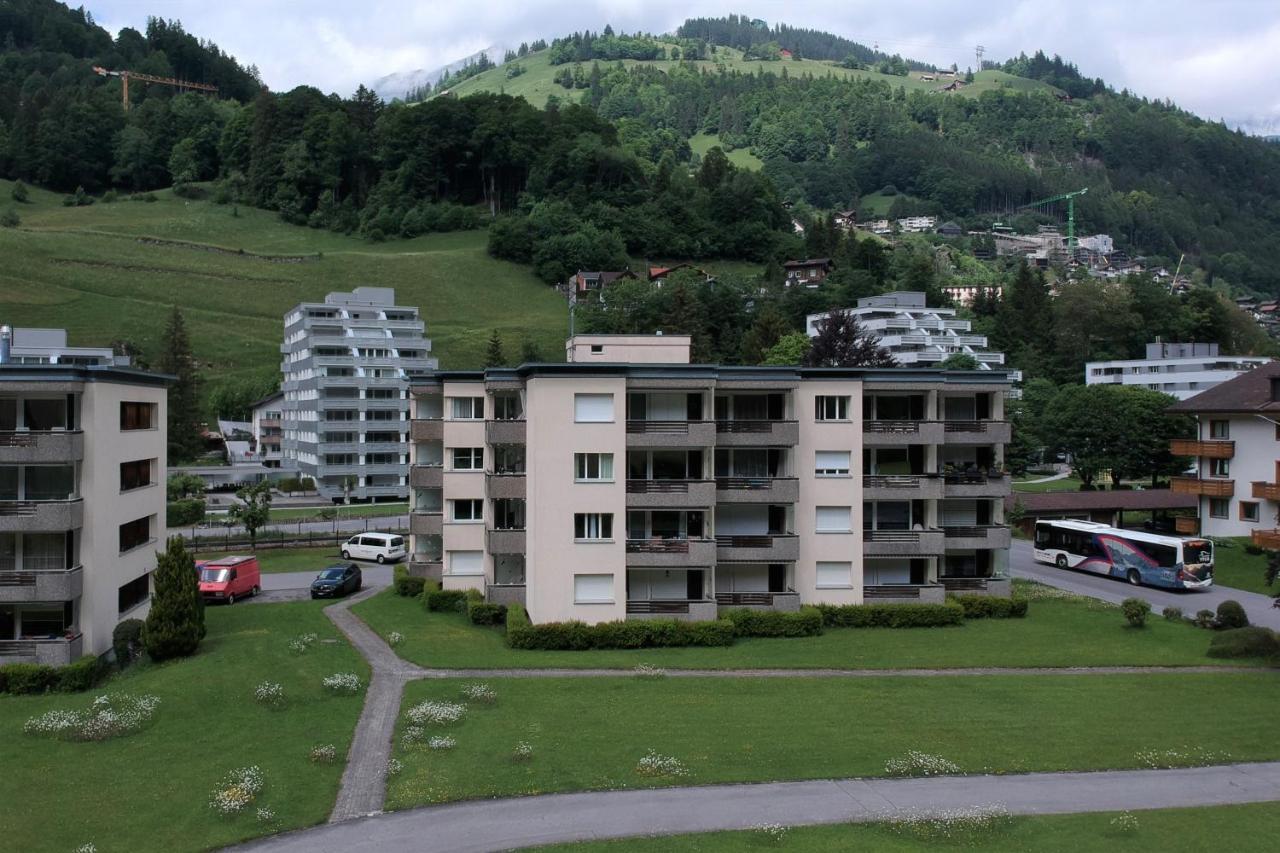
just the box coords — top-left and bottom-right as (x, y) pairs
(310, 563), (362, 599)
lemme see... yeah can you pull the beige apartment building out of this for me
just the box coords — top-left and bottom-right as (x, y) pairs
(1, 358), (168, 664)
(408, 335), (1012, 624)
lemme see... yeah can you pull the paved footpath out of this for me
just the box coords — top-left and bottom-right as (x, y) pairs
(233, 761), (1280, 853)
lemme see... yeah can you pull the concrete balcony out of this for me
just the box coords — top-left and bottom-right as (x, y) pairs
(626, 599), (719, 622)
(863, 420), (945, 445)
(625, 538), (717, 567)
(943, 472), (1011, 498)
(938, 576), (1013, 597)
(713, 420), (799, 447)
(486, 472), (526, 499)
(625, 479), (716, 508)
(409, 511), (443, 536)
(863, 529), (946, 556)
(486, 584), (526, 607)
(1171, 477), (1234, 498)
(1171, 438), (1234, 459)
(715, 534), (800, 562)
(942, 420), (1012, 445)
(486, 419), (527, 445)
(713, 591), (801, 612)
(487, 528), (526, 554)
(0, 431), (84, 463)
(408, 558), (443, 580)
(862, 584), (946, 604)
(863, 474), (944, 500)
(0, 500), (84, 533)
(715, 477), (799, 504)
(0, 565), (84, 603)
(941, 525), (1012, 550)
(626, 420), (716, 448)
(410, 419), (444, 442)
(409, 464), (443, 489)
(0, 633), (83, 666)
(1252, 482), (1280, 501)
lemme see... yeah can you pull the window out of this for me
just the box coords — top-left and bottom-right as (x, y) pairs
(815, 450), (851, 477)
(118, 573), (150, 614)
(366, 409), (398, 421)
(493, 394), (523, 420)
(365, 453), (398, 465)
(1240, 501), (1261, 523)
(451, 447), (484, 470)
(590, 344), (604, 354)
(574, 453), (614, 481)
(815, 396), (850, 421)
(119, 516), (152, 553)
(574, 512), (614, 540)
(816, 506), (852, 533)
(451, 499), (483, 522)
(1209, 420), (1230, 439)
(25, 397), (68, 430)
(574, 573), (614, 603)
(816, 561), (853, 588)
(119, 459), (153, 491)
(447, 550), (483, 575)
(365, 388), (397, 400)
(574, 393), (614, 423)
(120, 401), (156, 430)
(1210, 458), (1230, 478)
(1209, 498), (1229, 519)
(450, 397), (484, 419)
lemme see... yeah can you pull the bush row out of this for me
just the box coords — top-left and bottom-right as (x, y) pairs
(166, 498), (206, 527)
(1207, 626), (1280, 659)
(0, 655), (108, 695)
(426, 588), (475, 612)
(505, 609), (736, 650)
(392, 565), (426, 598)
(721, 607), (824, 638)
(817, 602), (965, 629)
(951, 595), (1029, 619)
(468, 601), (507, 626)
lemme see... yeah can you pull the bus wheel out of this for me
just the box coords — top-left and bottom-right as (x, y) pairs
(1126, 570), (1141, 586)
(1055, 554), (1068, 569)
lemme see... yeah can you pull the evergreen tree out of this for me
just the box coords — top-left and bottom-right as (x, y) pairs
(485, 329), (507, 367)
(804, 311), (896, 367)
(519, 337), (544, 363)
(739, 305), (792, 363)
(157, 307), (203, 463)
(143, 537), (203, 661)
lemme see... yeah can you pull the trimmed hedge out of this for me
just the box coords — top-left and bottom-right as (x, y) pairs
(112, 618), (145, 669)
(722, 607), (824, 638)
(505, 611), (736, 650)
(394, 574), (426, 598)
(817, 602), (964, 629)
(1207, 626), (1280, 660)
(426, 589), (470, 612)
(468, 601), (507, 626)
(0, 656), (107, 695)
(56, 655), (107, 692)
(951, 595), (1029, 619)
(1216, 600), (1249, 630)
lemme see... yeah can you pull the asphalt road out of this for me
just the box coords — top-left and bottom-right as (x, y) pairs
(1010, 539), (1280, 630)
(180, 516), (410, 541)
(239, 563), (396, 603)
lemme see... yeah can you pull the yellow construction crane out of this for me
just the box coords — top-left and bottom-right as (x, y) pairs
(92, 66), (218, 111)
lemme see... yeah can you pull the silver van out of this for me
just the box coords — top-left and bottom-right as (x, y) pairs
(340, 532), (407, 564)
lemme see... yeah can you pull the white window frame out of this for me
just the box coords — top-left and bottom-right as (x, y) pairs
(574, 512), (614, 541)
(447, 550), (484, 576)
(816, 561), (853, 589)
(574, 573), (615, 604)
(815, 395), (850, 421)
(451, 447), (484, 471)
(815, 450), (851, 477)
(574, 452), (615, 482)
(574, 393), (615, 423)
(450, 499), (483, 523)
(816, 506), (852, 533)
(449, 396), (485, 420)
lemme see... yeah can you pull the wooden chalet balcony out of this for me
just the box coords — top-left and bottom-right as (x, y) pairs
(1252, 482), (1280, 501)
(1250, 529), (1280, 550)
(1174, 517), (1200, 535)
(1170, 477), (1234, 498)
(1169, 439), (1234, 459)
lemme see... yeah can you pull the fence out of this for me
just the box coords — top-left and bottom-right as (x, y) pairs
(179, 517), (408, 553)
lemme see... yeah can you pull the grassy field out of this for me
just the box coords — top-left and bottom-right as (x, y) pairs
(193, 545), (343, 575)
(386, 671), (1277, 807)
(0, 178), (569, 403)
(0, 600), (369, 853)
(352, 583), (1248, 670)
(855, 191), (926, 217)
(688, 133), (763, 170)
(536, 803), (1280, 852)
(1211, 540), (1274, 596)
(1012, 476), (1084, 493)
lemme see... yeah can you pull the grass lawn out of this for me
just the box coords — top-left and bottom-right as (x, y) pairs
(0, 600), (370, 853)
(386, 671), (1277, 807)
(352, 583), (1247, 671)
(689, 133), (763, 170)
(1211, 539), (1275, 596)
(194, 546), (343, 575)
(535, 803), (1280, 852)
(1012, 476), (1083, 493)
(267, 502), (408, 523)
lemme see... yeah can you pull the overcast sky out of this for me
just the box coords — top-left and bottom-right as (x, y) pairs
(89, 0), (1280, 134)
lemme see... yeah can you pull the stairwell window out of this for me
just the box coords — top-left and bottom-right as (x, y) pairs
(119, 515), (153, 554)
(816, 561), (853, 589)
(815, 396), (849, 421)
(574, 513), (613, 541)
(574, 393), (614, 423)
(815, 451), (851, 477)
(574, 453), (614, 482)
(119, 459), (154, 492)
(574, 573), (614, 604)
(816, 506), (852, 533)
(119, 401), (156, 431)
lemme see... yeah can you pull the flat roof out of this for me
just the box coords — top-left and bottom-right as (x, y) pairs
(0, 363), (172, 387)
(1006, 490), (1196, 513)
(425, 363), (1013, 386)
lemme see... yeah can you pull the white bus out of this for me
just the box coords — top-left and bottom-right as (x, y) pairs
(1033, 520), (1213, 590)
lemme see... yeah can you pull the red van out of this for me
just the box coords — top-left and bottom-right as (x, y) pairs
(197, 555), (262, 604)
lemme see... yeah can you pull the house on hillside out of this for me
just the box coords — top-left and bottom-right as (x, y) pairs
(783, 258), (832, 288)
(943, 283), (1001, 307)
(937, 221), (964, 237)
(858, 219), (892, 235)
(779, 49), (793, 59)
(896, 215), (937, 233)
(567, 269), (636, 299)
(833, 209), (859, 230)
(648, 264), (714, 288)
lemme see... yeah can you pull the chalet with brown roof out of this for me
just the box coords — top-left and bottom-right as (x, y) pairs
(647, 264), (714, 287)
(568, 269), (636, 298)
(783, 258), (832, 288)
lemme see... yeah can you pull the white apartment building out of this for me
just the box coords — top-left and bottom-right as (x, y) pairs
(896, 216), (938, 233)
(280, 288), (436, 501)
(1170, 362), (1280, 541)
(1, 359), (168, 665)
(250, 391), (284, 468)
(1087, 342), (1271, 401)
(408, 335), (1013, 625)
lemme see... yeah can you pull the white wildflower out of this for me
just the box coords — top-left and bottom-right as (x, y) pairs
(309, 743), (337, 763)
(511, 740), (534, 762)
(1111, 811), (1140, 833)
(406, 699), (466, 726)
(209, 766), (265, 816)
(386, 757), (403, 776)
(633, 663), (667, 678)
(428, 736), (457, 751)
(888, 804), (1012, 841)
(635, 749), (690, 777)
(884, 751), (961, 777)
(23, 693), (159, 742)
(288, 633), (319, 654)
(1134, 746), (1232, 769)
(253, 681), (285, 707)
(387, 631), (404, 647)
(752, 823), (789, 843)
(322, 672), (362, 694)
(256, 807), (276, 823)
(461, 683), (497, 705)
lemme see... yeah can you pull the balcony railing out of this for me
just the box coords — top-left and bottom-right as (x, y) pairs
(715, 476), (787, 490)
(1252, 482), (1280, 501)
(627, 479), (702, 493)
(714, 591), (799, 607)
(864, 474), (929, 488)
(1251, 529), (1280, 550)
(1170, 439), (1234, 459)
(627, 420), (704, 434)
(626, 538), (692, 553)
(863, 584), (945, 603)
(1171, 477), (1234, 498)
(715, 420), (791, 433)
(864, 420), (923, 434)
(1175, 516), (1200, 535)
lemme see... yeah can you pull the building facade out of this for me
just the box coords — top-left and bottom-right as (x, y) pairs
(1, 363), (168, 664)
(280, 287), (436, 501)
(0, 326), (128, 367)
(408, 336), (1012, 625)
(1169, 362), (1280, 541)
(1087, 342), (1270, 401)
(250, 391), (284, 468)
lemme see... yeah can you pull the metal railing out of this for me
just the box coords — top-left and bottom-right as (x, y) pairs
(626, 599), (693, 614)
(715, 534), (790, 548)
(626, 538), (694, 553)
(714, 420), (795, 433)
(626, 420), (702, 434)
(626, 479), (702, 493)
(715, 476), (791, 490)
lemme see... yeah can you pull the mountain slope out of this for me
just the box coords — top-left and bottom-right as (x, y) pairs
(371, 45), (507, 102)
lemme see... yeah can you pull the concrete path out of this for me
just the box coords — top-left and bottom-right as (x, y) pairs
(232, 761), (1280, 853)
(1010, 539), (1280, 630)
(1015, 470), (1071, 485)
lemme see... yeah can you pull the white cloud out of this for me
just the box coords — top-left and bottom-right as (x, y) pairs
(86, 0), (1280, 132)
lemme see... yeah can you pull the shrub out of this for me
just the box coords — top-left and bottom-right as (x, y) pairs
(506, 612), (736, 650)
(1120, 597), (1151, 628)
(0, 207), (18, 228)
(1195, 609), (1216, 629)
(468, 601), (507, 626)
(10, 180), (29, 202)
(1207, 626), (1280, 659)
(57, 656), (106, 692)
(112, 619), (145, 669)
(101, 189), (118, 203)
(1, 663), (59, 694)
(817, 602), (964, 629)
(1162, 606), (1183, 622)
(1244, 544), (1264, 556)
(394, 574), (426, 598)
(722, 607), (823, 637)
(1216, 599), (1249, 630)
(144, 537), (203, 661)
(426, 589), (469, 612)
(166, 498), (206, 527)
(951, 595), (1029, 619)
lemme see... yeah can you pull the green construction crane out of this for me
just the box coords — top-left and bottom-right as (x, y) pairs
(1019, 187), (1089, 251)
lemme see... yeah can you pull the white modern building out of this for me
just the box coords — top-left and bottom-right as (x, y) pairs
(280, 287), (436, 502)
(0, 327), (128, 367)
(1086, 342), (1271, 401)
(250, 391), (284, 468)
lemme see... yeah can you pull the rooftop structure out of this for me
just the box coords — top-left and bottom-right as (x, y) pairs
(0, 326), (128, 367)
(1086, 342), (1271, 401)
